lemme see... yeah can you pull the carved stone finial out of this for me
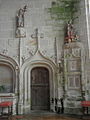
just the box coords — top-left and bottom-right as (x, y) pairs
(31, 28), (44, 52)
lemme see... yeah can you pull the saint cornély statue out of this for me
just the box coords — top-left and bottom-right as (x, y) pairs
(16, 5), (27, 38)
(16, 5), (27, 27)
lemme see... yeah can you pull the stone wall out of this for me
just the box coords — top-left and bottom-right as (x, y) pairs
(0, 0), (89, 115)
(0, 0), (64, 65)
(74, 0), (90, 101)
(0, 0), (64, 114)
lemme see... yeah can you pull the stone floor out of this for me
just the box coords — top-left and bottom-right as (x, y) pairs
(9, 115), (90, 120)
(0, 111), (90, 120)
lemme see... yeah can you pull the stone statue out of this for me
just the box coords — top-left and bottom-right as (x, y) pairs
(67, 20), (74, 39)
(16, 5), (27, 27)
(16, 5), (27, 38)
(65, 20), (79, 43)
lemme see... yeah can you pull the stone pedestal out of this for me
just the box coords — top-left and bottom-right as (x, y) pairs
(63, 42), (85, 114)
(16, 27), (26, 38)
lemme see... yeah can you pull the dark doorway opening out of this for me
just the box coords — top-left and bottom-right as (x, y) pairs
(31, 67), (50, 110)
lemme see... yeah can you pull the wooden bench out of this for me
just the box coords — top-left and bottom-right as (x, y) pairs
(0, 101), (13, 116)
(81, 101), (90, 115)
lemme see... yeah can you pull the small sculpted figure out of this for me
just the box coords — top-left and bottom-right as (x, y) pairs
(67, 20), (74, 39)
(65, 20), (79, 43)
(16, 5), (27, 27)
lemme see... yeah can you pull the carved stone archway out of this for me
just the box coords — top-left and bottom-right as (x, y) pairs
(19, 51), (57, 114)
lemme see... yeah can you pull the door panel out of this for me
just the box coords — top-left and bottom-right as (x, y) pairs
(31, 67), (50, 110)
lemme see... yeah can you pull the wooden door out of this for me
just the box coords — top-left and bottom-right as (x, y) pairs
(31, 67), (50, 110)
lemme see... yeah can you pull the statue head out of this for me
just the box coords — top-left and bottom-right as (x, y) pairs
(18, 8), (24, 16)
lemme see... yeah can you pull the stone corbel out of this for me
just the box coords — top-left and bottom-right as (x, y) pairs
(16, 27), (26, 38)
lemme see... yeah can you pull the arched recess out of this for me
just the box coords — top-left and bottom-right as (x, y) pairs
(19, 51), (57, 114)
(0, 54), (19, 95)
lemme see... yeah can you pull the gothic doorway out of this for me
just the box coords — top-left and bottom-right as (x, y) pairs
(31, 67), (50, 110)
